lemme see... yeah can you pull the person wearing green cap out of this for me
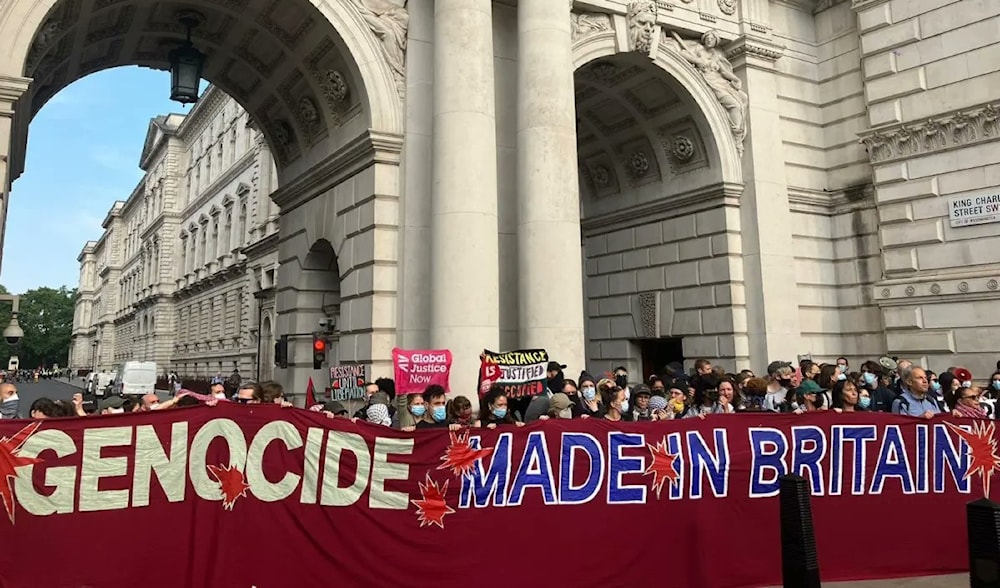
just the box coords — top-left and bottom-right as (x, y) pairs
(793, 379), (824, 414)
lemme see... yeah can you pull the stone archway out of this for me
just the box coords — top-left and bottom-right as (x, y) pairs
(572, 27), (748, 375)
(277, 238), (342, 396)
(0, 0), (406, 395)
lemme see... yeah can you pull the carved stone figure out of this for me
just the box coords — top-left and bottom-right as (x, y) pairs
(718, 0), (737, 15)
(982, 104), (999, 138)
(571, 11), (612, 42)
(666, 30), (749, 154)
(272, 120), (293, 147)
(298, 97), (320, 126)
(324, 70), (350, 104)
(26, 18), (61, 74)
(627, 1), (657, 54)
(352, 0), (408, 97)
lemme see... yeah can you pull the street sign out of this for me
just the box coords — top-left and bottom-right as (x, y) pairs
(949, 194), (1000, 227)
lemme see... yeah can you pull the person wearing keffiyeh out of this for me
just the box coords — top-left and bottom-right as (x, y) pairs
(367, 403), (392, 427)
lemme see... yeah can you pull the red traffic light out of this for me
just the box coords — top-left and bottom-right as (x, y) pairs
(313, 338), (327, 352)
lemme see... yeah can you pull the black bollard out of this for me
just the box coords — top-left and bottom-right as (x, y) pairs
(968, 498), (1000, 588)
(779, 474), (821, 588)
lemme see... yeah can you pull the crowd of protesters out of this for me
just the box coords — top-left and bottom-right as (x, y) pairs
(0, 379), (292, 420)
(304, 356), (1000, 430)
(4, 355), (1000, 428)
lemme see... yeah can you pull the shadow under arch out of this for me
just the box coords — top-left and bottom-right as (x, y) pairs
(298, 237), (342, 320)
(0, 0), (404, 181)
(573, 32), (743, 187)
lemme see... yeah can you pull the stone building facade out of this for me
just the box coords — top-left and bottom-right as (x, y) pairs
(69, 88), (279, 379)
(6, 0), (1000, 400)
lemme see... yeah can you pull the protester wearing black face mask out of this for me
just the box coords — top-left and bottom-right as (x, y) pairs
(546, 361), (566, 397)
(613, 366), (631, 401)
(763, 361), (794, 412)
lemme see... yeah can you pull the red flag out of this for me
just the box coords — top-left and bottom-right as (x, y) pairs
(305, 377), (317, 407)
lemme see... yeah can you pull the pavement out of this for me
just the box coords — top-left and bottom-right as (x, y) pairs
(764, 574), (964, 587)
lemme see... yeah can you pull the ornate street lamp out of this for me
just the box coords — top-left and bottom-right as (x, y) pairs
(169, 12), (205, 104)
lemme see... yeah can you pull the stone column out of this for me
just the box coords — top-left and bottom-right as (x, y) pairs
(0, 76), (30, 274)
(516, 0), (585, 370)
(431, 0), (500, 396)
(730, 41), (802, 367)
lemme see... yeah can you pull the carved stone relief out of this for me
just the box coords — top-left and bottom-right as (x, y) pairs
(618, 137), (660, 188)
(718, 0), (737, 15)
(299, 97), (320, 127)
(351, 0), (408, 98)
(626, 1), (657, 54)
(580, 152), (621, 199)
(670, 136), (695, 162)
(571, 11), (612, 42)
(26, 18), (62, 75)
(662, 29), (748, 155)
(859, 102), (1000, 163)
(658, 117), (709, 174)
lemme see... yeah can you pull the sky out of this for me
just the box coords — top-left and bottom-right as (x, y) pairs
(1, 66), (187, 295)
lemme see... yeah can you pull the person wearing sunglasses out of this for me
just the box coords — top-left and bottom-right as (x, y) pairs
(950, 385), (986, 418)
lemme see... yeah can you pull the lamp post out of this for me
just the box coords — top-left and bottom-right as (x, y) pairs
(91, 340), (99, 374)
(168, 11), (206, 104)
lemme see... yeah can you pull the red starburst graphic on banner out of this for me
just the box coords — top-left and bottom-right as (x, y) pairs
(411, 473), (455, 529)
(644, 438), (680, 499)
(437, 429), (493, 478)
(0, 421), (42, 524)
(946, 420), (1000, 498)
(207, 464), (251, 510)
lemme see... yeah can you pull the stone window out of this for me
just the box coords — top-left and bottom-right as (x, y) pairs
(237, 203), (247, 248)
(199, 228), (208, 267)
(210, 220), (219, 262)
(222, 210), (232, 256)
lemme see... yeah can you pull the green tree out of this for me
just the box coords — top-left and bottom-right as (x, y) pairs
(0, 286), (76, 368)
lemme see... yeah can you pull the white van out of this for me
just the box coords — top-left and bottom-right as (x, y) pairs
(88, 371), (117, 397)
(115, 361), (158, 396)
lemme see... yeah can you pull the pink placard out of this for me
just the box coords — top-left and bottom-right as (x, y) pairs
(392, 348), (452, 395)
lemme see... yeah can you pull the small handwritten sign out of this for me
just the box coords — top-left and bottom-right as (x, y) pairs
(329, 364), (367, 401)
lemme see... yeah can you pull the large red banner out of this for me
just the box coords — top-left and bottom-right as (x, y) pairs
(0, 406), (992, 587)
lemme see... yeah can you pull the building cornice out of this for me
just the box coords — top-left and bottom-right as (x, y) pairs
(581, 182), (743, 234)
(243, 231), (279, 260)
(176, 86), (228, 140)
(725, 36), (784, 63)
(271, 130), (404, 213)
(851, 0), (890, 12)
(875, 268), (1000, 307)
(182, 149), (258, 218)
(787, 184), (875, 214)
(859, 101), (1000, 165)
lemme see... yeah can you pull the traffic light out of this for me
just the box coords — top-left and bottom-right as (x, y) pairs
(312, 333), (328, 369)
(274, 335), (288, 369)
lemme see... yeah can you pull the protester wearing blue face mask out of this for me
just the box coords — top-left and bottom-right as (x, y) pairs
(989, 371), (1000, 400)
(859, 360), (895, 412)
(399, 393), (430, 432)
(416, 385), (456, 430)
(574, 373), (606, 419)
(477, 385), (524, 429)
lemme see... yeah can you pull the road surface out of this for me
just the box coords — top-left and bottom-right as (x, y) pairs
(8, 377), (171, 416)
